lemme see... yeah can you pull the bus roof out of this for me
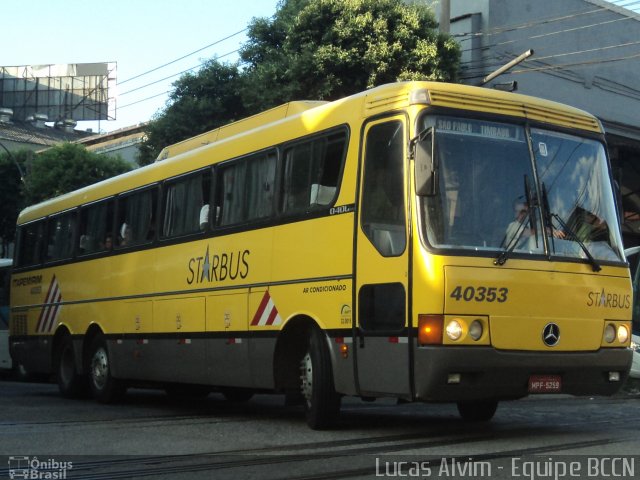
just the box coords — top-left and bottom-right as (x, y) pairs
(16, 81), (602, 225)
(155, 101), (328, 161)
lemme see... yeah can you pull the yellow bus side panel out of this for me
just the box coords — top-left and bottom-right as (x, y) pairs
(153, 297), (205, 333)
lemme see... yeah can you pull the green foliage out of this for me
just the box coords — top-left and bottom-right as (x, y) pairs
(138, 61), (250, 165)
(22, 143), (132, 206)
(0, 150), (29, 249)
(243, 0), (460, 103)
(139, 0), (460, 163)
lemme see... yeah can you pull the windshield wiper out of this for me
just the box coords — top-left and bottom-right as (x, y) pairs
(494, 213), (529, 266)
(542, 183), (602, 272)
(495, 175), (535, 266)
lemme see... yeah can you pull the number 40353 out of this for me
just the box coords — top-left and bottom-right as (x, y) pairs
(449, 285), (509, 303)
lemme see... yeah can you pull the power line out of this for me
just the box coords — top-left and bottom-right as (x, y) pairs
(454, 6), (610, 41)
(459, 39), (640, 73)
(117, 48), (241, 110)
(459, 13), (635, 57)
(460, 51), (640, 81)
(119, 49), (240, 97)
(118, 90), (171, 110)
(118, 28), (248, 85)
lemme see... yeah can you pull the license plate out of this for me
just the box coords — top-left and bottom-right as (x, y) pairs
(528, 374), (562, 393)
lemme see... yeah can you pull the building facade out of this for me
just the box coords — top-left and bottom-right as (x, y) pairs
(437, 0), (640, 248)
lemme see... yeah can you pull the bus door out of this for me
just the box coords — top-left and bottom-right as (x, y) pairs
(355, 117), (411, 397)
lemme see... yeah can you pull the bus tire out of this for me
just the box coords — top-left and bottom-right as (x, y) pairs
(55, 335), (88, 398)
(88, 335), (125, 403)
(456, 400), (498, 422)
(300, 327), (341, 430)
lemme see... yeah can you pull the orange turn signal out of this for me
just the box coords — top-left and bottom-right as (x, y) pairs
(418, 314), (444, 345)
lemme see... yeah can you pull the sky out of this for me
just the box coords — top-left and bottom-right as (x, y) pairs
(1, 0), (280, 133)
(2, 0), (637, 135)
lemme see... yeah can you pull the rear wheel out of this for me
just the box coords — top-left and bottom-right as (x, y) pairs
(88, 336), (125, 403)
(457, 400), (498, 422)
(299, 327), (340, 429)
(55, 335), (88, 398)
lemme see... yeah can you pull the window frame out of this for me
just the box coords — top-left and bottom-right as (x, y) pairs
(114, 184), (159, 250)
(160, 167), (213, 241)
(43, 208), (78, 265)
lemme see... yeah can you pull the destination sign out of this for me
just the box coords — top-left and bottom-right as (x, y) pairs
(435, 117), (524, 141)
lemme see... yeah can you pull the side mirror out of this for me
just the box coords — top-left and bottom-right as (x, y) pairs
(412, 128), (438, 196)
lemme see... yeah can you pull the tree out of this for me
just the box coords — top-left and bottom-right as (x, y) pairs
(0, 149), (29, 257)
(241, 0), (460, 106)
(22, 143), (132, 206)
(138, 61), (251, 165)
(138, 0), (460, 164)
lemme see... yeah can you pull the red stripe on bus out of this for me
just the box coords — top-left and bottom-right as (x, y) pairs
(251, 291), (271, 326)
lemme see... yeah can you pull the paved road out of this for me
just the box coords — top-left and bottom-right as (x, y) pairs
(0, 379), (639, 479)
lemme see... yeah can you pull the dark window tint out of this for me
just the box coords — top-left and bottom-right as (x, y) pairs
(359, 283), (406, 332)
(116, 188), (157, 248)
(162, 170), (211, 238)
(281, 131), (347, 213)
(78, 200), (114, 255)
(45, 212), (76, 262)
(361, 121), (406, 256)
(16, 221), (44, 267)
(217, 151), (276, 226)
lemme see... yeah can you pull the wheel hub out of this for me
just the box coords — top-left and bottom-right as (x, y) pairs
(91, 347), (109, 390)
(299, 352), (313, 404)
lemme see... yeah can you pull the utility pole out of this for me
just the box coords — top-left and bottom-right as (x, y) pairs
(440, 0), (450, 33)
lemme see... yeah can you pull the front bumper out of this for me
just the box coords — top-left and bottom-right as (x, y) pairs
(414, 346), (632, 401)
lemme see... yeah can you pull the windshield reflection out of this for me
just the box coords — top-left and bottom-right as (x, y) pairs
(420, 116), (624, 264)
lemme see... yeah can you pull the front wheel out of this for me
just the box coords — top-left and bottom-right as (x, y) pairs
(457, 400), (498, 422)
(299, 327), (341, 430)
(88, 336), (125, 403)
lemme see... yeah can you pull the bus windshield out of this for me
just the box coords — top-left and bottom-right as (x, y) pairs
(419, 115), (624, 264)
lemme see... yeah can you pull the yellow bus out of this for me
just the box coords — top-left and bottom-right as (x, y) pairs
(9, 81), (633, 429)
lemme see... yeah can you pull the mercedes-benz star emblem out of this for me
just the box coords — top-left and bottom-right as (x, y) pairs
(542, 323), (560, 347)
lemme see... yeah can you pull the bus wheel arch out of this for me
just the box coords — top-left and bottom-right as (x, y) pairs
(52, 326), (88, 398)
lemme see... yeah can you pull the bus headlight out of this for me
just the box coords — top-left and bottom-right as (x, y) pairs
(469, 320), (483, 341)
(445, 320), (463, 341)
(617, 325), (629, 344)
(603, 323), (616, 343)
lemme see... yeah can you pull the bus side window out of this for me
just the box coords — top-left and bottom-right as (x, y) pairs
(162, 170), (210, 238)
(78, 200), (114, 255)
(16, 221), (45, 268)
(45, 211), (76, 262)
(281, 130), (347, 214)
(116, 188), (157, 248)
(361, 121), (406, 257)
(216, 151), (276, 227)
